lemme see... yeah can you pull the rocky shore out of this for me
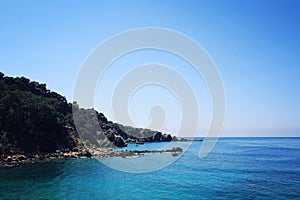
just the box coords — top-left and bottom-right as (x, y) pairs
(0, 147), (183, 168)
(0, 147), (92, 167)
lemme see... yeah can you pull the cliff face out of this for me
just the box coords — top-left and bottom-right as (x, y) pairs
(0, 72), (173, 157)
(116, 123), (173, 142)
(71, 108), (173, 149)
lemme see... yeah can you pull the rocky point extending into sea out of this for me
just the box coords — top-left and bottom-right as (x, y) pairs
(0, 146), (183, 168)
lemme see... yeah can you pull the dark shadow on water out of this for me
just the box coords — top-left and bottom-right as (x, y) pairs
(0, 158), (102, 182)
(0, 158), (109, 199)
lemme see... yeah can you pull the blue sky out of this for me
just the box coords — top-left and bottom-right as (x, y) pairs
(0, 0), (300, 137)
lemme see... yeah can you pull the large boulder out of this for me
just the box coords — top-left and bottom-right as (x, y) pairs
(172, 136), (179, 141)
(153, 132), (162, 142)
(162, 134), (172, 142)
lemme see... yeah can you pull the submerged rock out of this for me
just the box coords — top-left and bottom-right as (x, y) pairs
(171, 147), (183, 152)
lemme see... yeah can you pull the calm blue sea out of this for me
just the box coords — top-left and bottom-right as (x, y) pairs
(0, 138), (299, 199)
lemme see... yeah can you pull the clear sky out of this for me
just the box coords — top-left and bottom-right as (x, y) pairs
(0, 0), (299, 137)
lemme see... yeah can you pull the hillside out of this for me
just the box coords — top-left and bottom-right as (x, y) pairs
(0, 72), (173, 159)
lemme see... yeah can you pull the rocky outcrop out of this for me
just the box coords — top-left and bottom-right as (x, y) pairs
(114, 123), (174, 144)
(162, 134), (172, 142)
(132, 132), (173, 143)
(153, 132), (162, 142)
(74, 109), (175, 148)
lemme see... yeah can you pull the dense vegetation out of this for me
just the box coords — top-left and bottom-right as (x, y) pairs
(0, 72), (173, 157)
(0, 72), (77, 155)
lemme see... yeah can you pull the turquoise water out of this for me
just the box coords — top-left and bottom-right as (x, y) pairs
(0, 138), (299, 199)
